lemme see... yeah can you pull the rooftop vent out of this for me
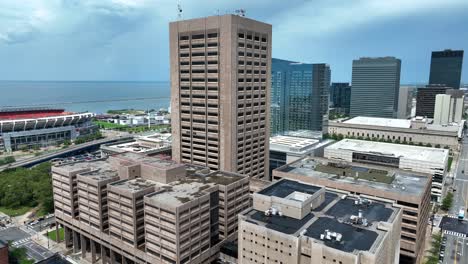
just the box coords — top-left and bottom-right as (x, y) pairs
(320, 230), (342, 242)
(264, 207), (283, 217)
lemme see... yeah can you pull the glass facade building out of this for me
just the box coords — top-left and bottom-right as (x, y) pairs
(429, 49), (464, 89)
(270, 58), (330, 135)
(330, 82), (351, 115)
(350, 57), (401, 118)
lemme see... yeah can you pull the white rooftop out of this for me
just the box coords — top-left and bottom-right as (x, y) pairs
(270, 136), (319, 154)
(343, 116), (411, 128)
(327, 139), (449, 164)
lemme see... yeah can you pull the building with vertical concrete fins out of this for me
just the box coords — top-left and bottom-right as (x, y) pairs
(429, 49), (464, 89)
(170, 15), (272, 180)
(52, 152), (250, 264)
(270, 58), (331, 134)
(350, 57), (401, 118)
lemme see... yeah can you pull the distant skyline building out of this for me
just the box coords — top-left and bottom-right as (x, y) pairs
(330, 82), (351, 115)
(397, 86), (416, 119)
(350, 57), (401, 118)
(429, 49), (464, 89)
(415, 84), (450, 118)
(170, 15), (272, 179)
(433, 89), (465, 125)
(270, 58), (330, 135)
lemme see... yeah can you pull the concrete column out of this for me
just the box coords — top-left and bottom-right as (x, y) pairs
(80, 234), (87, 258)
(110, 249), (116, 264)
(90, 240), (97, 263)
(64, 227), (72, 248)
(72, 231), (80, 253)
(55, 224), (60, 243)
(122, 256), (128, 264)
(101, 245), (108, 264)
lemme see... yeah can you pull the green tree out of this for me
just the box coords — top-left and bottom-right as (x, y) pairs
(426, 143), (433, 148)
(394, 139), (401, 144)
(435, 144), (441, 148)
(441, 192), (454, 211)
(425, 231), (442, 264)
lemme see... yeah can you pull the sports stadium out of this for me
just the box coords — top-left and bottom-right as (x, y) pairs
(0, 107), (96, 152)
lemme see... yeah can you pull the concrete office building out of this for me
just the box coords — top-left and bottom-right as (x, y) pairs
(170, 14), (271, 179)
(52, 152), (250, 264)
(271, 58), (331, 134)
(238, 179), (402, 264)
(325, 139), (449, 201)
(326, 116), (463, 151)
(397, 86), (416, 119)
(429, 49), (464, 89)
(433, 90), (465, 125)
(269, 135), (334, 176)
(415, 84), (450, 118)
(350, 57), (401, 118)
(330, 82), (351, 115)
(272, 157), (432, 264)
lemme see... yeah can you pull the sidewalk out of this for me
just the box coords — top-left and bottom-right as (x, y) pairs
(31, 227), (67, 254)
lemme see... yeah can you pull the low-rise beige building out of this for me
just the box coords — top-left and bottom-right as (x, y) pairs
(52, 152), (249, 264)
(238, 179), (402, 264)
(272, 157), (431, 264)
(326, 116), (463, 151)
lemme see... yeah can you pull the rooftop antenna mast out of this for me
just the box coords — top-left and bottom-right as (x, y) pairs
(177, 0), (183, 20)
(235, 9), (246, 17)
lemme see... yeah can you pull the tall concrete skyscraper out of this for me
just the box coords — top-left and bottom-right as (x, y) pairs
(350, 57), (401, 118)
(330, 82), (351, 115)
(429, 49), (464, 89)
(170, 15), (272, 180)
(271, 58), (330, 134)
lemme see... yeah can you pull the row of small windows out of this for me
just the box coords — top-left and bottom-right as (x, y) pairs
(237, 102), (266, 108)
(180, 51), (218, 57)
(238, 69), (267, 75)
(180, 42), (218, 49)
(181, 94), (218, 99)
(180, 61), (218, 66)
(180, 69), (218, 74)
(238, 52), (267, 58)
(180, 78), (218, 82)
(237, 94), (266, 99)
(179, 33), (218, 40)
(238, 61), (267, 66)
(238, 86), (266, 91)
(237, 110), (266, 116)
(180, 86), (218, 91)
(237, 32), (267, 42)
(238, 42), (267, 50)
(238, 78), (267, 83)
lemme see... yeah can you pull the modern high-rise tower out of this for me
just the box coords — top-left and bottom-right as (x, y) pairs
(429, 49), (464, 89)
(350, 57), (401, 118)
(170, 15), (272, 180)
(271, 58), (330, 134)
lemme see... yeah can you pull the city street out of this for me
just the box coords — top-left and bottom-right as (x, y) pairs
(442, 138), (468, 264)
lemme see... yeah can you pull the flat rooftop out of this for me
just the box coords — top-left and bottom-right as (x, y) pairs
(276, 157), (428, 196)
(327, 139), (449, 164)
(78, 167), (119, 182)
(258, 179), (321, 198)
(53, 159), (111, 172)
(110, 178), (159, 193)
(147, 171), (246, 206)
(105, 141), (170, 154)
(111, 152), (180, 169)
(343, 116), (411, 128)
(244, 179), (399, 253)
(269, 136), (319, 154)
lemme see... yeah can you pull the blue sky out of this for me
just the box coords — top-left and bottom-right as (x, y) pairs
(0, 0), (467, 83)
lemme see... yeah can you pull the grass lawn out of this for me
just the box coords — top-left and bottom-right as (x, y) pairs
(447, 156), (453, 172)
(46, 228), (64, 242)
(0, 206), (31, 217)
(93, 121), (128, 129)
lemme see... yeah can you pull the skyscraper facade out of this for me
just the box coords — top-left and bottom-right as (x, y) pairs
(330, 82), (351, 115)
(270, 58), (330, 135)
(429, 49), (464, 89)
(350, 57), (401, 118)
(397, 86), (416, 119)
(415, 84), (450, 118)
(170, 15), (272, 179)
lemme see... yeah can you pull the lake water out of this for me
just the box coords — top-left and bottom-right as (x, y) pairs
(0, 81), (171, 114)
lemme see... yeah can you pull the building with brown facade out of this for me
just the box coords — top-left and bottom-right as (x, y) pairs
(170, 14), (272, 179)
(52, 152), (250, 264)
(272, 157), (432, 264)
(238, 179), (402, 264)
